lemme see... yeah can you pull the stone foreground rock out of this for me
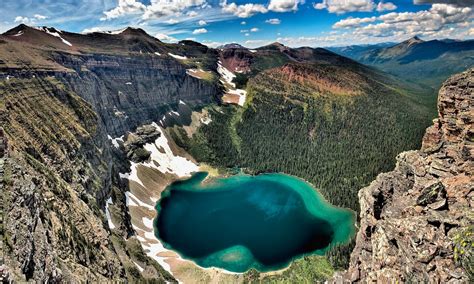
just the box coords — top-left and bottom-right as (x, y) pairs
(345, 69), (473, 282)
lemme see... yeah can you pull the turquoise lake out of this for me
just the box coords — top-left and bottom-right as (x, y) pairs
(155, 172), (356, 273)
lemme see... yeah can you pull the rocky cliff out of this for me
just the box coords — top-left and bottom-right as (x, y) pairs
(0, 25), (221, 135)
(346, 69), (473, 282)
(0, 25), (221, 282)
(52, 52), (220, 135)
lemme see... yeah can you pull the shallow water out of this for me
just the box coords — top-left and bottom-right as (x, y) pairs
(155, 172), (355, 273)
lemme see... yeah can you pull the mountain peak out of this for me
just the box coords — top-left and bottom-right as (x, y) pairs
(218, 43), (247, 49)
(258, 42), (289, 51)
(403, 36), (424, 47)
(269, 42), (286, 48)
(120, 27), (149, 36)
(3, 24), (31, 35)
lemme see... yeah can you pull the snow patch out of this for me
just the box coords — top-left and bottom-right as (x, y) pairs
(43, 27), (72, 46)
(168, 53), (188, 60)
(133, 261), (145, 273)
(179, 100), (186, 105)
(217, 61), (236, 88)
(217, 61), (247, 106)
(119, 161), (146, 188)
(249, 49), (257, 53)
(85, 28), (126, 35)
(108, 135), (124, 149)
(186, 68), (206, 80)
(105, 197), (116, 229)
(143, 123), (198, 176)
(155, 52), (161, 56)
(125, 191), (155, 211)
(143, 217), (154, 228)
(125, 82), (132, 85)
(120, 123), (200, 278)
(13, 31), (23, 37)
(201, 116), (212, 125)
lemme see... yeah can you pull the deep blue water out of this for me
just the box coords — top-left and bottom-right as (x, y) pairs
(155, 172), (355, 272)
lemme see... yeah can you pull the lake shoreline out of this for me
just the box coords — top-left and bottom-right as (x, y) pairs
(121, 123), (356, 282)
(154, 171), (357, 273)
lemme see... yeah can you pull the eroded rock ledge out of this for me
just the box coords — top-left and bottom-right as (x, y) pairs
(345, 69), (473, 282)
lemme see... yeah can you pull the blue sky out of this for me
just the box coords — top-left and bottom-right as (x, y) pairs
(1, 0), (472, 47)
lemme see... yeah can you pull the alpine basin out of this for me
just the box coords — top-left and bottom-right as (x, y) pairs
(155, 172), (355, 273)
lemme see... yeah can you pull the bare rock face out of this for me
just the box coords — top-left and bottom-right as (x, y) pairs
(346, 69), (473, 282)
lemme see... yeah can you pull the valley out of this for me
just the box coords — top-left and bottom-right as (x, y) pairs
(0, 23), (472, 283)
(330, 37), (474, 90)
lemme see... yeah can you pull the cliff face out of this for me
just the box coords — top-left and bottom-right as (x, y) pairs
(1, 77), (123, 281)
(52, 52), (220, 135)
(346, 69), (473, 282)
(0, 26), (220, 282)
(0, 25), (221, 136)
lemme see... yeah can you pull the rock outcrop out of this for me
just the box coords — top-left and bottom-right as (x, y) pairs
(124, 124), (161, 162)
(346, 69), (473, 282)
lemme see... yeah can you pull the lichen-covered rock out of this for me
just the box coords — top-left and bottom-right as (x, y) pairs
(345, 69), (473, 282)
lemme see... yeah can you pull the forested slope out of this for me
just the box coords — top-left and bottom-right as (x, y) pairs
(174, 60), (434, 271)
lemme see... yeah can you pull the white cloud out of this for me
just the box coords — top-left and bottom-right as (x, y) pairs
(265, 18), (281, 24)
(198, 19), (207, 25)
(250, 27), (259, 32)
(314, 0), (375, 14)
(268, 0), (304, 12)
(201, 40), (223, 47)
(244, 39), (272, 47)
(192, 27), (207, 34)
(14, 14), (48, 24)
(245, 32), (250, 36)
(155, 32), (178, 42)
(221, 0), (268, 18)
(101, 0), (145, 20)
(14, 16), (33, 24)
(142, 0), (205, 20)
(34, 14), (48, 20)
(376, 2), (397, 12)
(165, 18), (179, 24)
(276, 34), (349, 46)
(187, 10), (198, 17)
(332, 3), (473, 42)
(414, 0), (474, 7)
(333, 16), (377, 28)
(82, 27), (104, 33)
(241, 21), (247, 25)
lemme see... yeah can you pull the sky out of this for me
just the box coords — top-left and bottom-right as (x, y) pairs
(0, 0), (473, 47)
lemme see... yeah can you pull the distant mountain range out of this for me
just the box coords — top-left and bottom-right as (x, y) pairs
(329, 36), (474, 88)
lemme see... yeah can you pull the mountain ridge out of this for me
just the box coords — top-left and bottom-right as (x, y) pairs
(329, 36), (474, 88)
